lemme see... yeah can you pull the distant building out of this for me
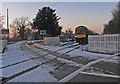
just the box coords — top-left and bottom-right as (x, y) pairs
(60, 31), (75, 42)
(88, 34), (120, 54)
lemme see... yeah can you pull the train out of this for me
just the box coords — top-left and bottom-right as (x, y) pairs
(75, 26), (98, 45)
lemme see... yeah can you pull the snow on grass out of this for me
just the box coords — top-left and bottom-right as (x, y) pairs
(2, 41), (118, 82)
(2, 51), (25, 59)
(83, 67), (107, 74)
(35, 49), (48, 56)
(1, 41), (39, 78)
(57, 58), (83, 67)
(59, 42), (76, 47)
(0, 41), (58, 82)
(8, 65), (57, 82)
(34, 42), (78, 52)
(34, 43), (62, 52)
(103, 59), (119, 64)
(4, 42), (22, 53)
(1, 60), (38, 78)
(80, 72), (120, 79)
(57, 48), (73, 53)
(2, 54), (31, 68)
(1, 41), (37, 68)
(68, 50), (119, 61)
(57, 45), (81, 53)
(2, 42), (25, 59)
(45, 54), (56, 60)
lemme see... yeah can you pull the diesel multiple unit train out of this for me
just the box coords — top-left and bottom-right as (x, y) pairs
(75, 26), (98, 44)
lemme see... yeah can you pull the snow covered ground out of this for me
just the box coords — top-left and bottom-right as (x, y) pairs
(68, 50), (119, 62)
(34, 43), (119, 64)
(34, 42), (78, 52)
(8, 65), (57, 82)
(0, 41), (57, 82)
(0, 41), (119, 82)
(2, 60), (38, 77)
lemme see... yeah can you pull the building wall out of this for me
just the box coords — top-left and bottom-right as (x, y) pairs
(88, 34), (120, 54)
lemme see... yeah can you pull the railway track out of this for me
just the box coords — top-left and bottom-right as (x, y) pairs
(33, 43), (120, 75)
(2, 41), (78, 58)
(32, 43), (119, 80)
(1, 42), (79, 69)
(2, 42), (119, 83)
(1, 42), (81, 83)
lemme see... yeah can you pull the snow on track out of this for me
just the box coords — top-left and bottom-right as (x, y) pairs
(1, 60), (37, 77)
(2, 55), (31, 68)
(34, 42), (78, 52)
(1, 41), (58, 82)
(8, 65), (57, 82)
(34, 43), (119, 64)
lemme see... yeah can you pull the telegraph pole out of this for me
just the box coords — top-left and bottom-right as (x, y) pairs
(7, 8), (9, 41)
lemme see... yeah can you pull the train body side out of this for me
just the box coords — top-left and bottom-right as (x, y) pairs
(75, 26), (98, 45)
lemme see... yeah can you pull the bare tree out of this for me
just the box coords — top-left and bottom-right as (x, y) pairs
(0, 13), (5, 29)
(0, 13), (5, 39)
(9, 24), (19, 38)
(13, 17), (30, 40)
(103, 1), (120, 34)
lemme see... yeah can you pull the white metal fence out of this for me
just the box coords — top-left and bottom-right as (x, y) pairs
(88, 34), (120, 54)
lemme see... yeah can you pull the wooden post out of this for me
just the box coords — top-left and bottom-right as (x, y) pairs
(7, 9), (9, 41)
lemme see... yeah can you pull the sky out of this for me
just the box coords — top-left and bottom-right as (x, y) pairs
(1, 2), (118, 33)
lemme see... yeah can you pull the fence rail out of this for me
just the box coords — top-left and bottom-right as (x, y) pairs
(88, 34), (120, 54)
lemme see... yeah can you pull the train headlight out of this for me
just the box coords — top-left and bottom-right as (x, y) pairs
(75, 36), (77, 38)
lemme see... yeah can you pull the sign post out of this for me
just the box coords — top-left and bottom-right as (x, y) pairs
(40, 30), (46, 39)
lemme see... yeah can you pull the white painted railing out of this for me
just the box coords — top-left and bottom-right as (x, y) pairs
(88, 34), (120, 54)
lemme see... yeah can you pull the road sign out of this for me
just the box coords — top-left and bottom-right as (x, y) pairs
(40, 30), (46, 35)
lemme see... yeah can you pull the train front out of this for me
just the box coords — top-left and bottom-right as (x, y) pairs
(75, 26), (88, 45)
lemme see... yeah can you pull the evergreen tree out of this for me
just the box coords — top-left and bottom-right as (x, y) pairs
(33, 7), (62, 37)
